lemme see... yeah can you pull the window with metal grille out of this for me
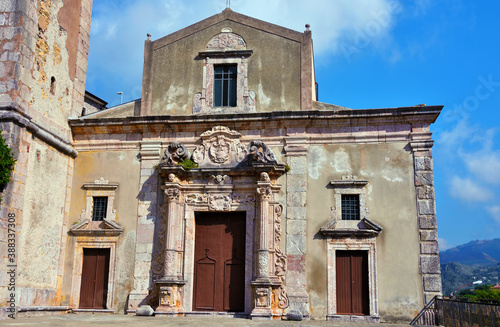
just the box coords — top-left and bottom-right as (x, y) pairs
(341, 194), (360, 220)
(92, 196), (108, 221)
(214, 64), (237, 107)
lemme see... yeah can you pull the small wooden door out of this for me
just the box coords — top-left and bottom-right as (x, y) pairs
(193, 212), (245, 312)
(336, 250), (369, 315)
(79, 248), (110, 309)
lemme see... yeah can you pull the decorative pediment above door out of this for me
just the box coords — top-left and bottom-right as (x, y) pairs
(159, 125), (286, 174)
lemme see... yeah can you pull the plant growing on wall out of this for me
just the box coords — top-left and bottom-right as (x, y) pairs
(178, 158), (198, 170)
(0, 132), (16, 201)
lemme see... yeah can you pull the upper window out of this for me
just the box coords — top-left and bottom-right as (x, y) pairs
(214, 65), (237, 107)
(341, 194), (360, 220)
(194, 29), (255, 114)
(92, 196), (108, 221)
(79, 177), (118, 222)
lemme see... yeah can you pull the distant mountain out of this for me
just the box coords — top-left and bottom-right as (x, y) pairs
(440, 238), (500, 266)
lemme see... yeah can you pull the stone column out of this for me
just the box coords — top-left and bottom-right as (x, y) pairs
(284, 136), (310, 317)
(128, 141), (161, 311)
(251, 173), (274, 319)
(156, 175), (185, 314)
(256, 179), (272, 280)
(410, 140), (442, 304)
(161, 184), (181, 279)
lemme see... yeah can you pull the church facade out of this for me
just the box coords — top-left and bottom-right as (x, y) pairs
(1, 4), (442, 322)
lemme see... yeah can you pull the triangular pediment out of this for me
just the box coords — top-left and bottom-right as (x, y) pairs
(320, 218), (383, 238)
(152, 8), (305, 50)
(69, 218), (124, 237)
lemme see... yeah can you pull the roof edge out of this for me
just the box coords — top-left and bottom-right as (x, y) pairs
(69, 105), (443, 126)
(152, 8), (305, 50)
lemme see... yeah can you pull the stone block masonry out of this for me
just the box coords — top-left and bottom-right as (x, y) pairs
(410, 140), (442, 304)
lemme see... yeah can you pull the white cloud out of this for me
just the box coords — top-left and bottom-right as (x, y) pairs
(463, 150), (500, 185)
(438, 237), (452, 251)
(449, 176), (493, 202)
(436, 119), (475, 151)
(486, 206), (500, 224)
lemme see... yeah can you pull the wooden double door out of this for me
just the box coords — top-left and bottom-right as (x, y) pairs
(336, 250), (369, 315)
(79, 248), (110, 309)
(193, 212), (246, 312)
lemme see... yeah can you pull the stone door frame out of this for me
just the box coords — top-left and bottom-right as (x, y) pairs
(326, 238), (379, 322)
(184, 204), (255, 313)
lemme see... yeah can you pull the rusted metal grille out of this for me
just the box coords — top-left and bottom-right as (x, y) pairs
(341, 194), (360, 220)
(92, 196), (108, 221)
(411, 297), (500, 327)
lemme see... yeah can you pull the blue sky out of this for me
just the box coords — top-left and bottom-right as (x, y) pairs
(86, 0), (500, 250)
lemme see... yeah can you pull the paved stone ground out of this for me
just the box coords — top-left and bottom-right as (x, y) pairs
(2, 313), (412, 327)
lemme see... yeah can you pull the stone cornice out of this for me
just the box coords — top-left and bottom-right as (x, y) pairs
(409, 140), (435, 152)
(329, 180), (369, 187)
(69, 106), (442, 135)
(1, 103), (77, 158)
(198, 50), (253, 58)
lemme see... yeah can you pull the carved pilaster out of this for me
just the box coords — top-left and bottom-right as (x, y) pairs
(256, 177), (273, 280)
(251, 173), (275, 319)
(161, 181), (182, 280)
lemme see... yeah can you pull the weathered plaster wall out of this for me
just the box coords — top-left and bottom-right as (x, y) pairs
(306, 143), (422, 321)
(62, 150), (141, 312)
(150, 20), (301, 115)
(16, 137), (72, 306)
(1, 0), (91, 137)
(1, 0), (92, 314)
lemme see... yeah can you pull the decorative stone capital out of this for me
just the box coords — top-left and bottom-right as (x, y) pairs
(257, 185), (273, 201)
(165, 188), (180, 202)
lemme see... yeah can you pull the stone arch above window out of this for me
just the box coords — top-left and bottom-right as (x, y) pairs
(205, 29), (247, 51)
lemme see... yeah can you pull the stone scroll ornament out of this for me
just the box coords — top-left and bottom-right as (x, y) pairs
(274, 204), (289, 309)
(248, 141), (277, 164)
(161, 142), (189, 165)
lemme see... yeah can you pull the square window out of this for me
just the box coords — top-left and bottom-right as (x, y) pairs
(341, 194), (360, 220)
(214, 64), (237, 107)
(92, 196), (108, 221)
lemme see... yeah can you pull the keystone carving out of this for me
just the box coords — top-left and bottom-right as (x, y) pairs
(208, 194), (231, 211)
(208, 175), (232, 185)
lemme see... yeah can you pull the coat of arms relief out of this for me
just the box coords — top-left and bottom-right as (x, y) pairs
(192, 126), (249, 167)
